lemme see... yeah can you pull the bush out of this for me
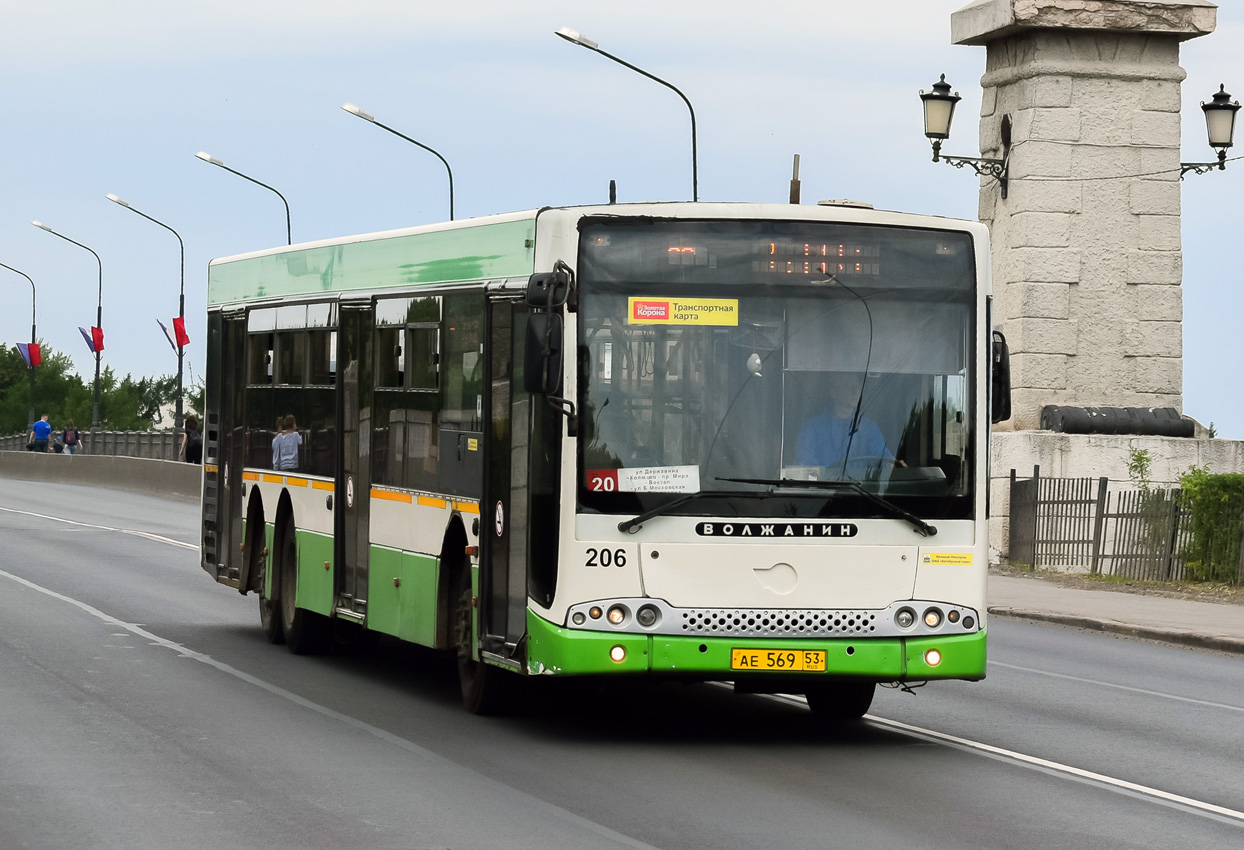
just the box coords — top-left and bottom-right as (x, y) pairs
(1178, 467), (1244, 584)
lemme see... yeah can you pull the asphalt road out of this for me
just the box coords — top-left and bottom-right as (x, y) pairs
(2, 478), (1242, 849)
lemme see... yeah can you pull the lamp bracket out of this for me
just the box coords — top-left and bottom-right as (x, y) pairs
(931, 141), (1009, 199)
(1180, 150), (1229, 178)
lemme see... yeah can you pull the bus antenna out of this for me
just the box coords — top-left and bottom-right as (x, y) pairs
(609, 179), (617, 204)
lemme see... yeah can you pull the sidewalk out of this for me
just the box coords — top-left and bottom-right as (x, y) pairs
(988, 573), (1244, 655)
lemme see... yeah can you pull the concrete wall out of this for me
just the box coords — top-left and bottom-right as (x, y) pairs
(0, 451), (202, 502)
(989, 431), (1244, 561)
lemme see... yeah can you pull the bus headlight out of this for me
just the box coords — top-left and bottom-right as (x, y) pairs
(923, 608), (943, 628)
(609, 645), (627, 663)
(607, 605), (628, 625)
(925, 649), (942, 667)
(636, 605), (660, 627)
(895, 608), (916, 629)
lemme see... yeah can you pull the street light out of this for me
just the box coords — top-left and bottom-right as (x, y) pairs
(920, 74), (1010, 199)
(341, 103), (455, 220)
(0, 261), (36, 426)
(194, 151), (292, 244)
(32, 220), (104, 431)
(1181, 84), (1241, 177)
(555, 26), (699, 203)
(106, 193), (187, 450)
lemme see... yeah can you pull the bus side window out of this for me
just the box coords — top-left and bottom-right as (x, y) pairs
(375, 327), (405, 388)
(275, 331), (307, 386)
(409, 325), (439, 390)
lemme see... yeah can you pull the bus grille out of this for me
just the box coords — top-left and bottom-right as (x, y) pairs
(681, 609), (877, 637)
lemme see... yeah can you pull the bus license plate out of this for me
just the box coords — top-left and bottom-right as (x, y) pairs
(730, 649), (827, 672)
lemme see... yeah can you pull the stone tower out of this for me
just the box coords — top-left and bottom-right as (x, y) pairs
(951, 0), (1217, 430)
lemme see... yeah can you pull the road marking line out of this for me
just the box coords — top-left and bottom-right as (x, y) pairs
(992, 660), (1244, 713)
(770, 694), (1244, 827)
(0, 568), (662, 850)
(0, 505), (197, 550)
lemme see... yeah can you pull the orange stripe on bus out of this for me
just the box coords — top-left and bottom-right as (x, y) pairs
(417, 496), (447, 509)
(243, 471), (261, 481)
(371, 489), (413, 503)
(205, 464), (218, 474)
(262, 474), (284, 484)
(454, 501), (480, 514)
(311, 481), (335, 491)
(284, 476), (308, 488)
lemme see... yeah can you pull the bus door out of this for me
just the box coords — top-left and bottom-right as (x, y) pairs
(335, 303), (374, 622)
(482, 297), (562, 651)
(204, 311), (247, 585)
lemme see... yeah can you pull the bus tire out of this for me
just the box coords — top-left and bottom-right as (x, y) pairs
(259, 572), (284, 645)
(277, 520), (331, 655)
(453, 565), (513, 715)
(805, 681), (876, 721)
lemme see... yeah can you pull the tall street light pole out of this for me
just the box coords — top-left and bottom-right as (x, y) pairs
(341, 103), (455, 220)
(194, 152), (292, 244)
(107, 194), (186, 451)
(32, 221), (104, 431)
(0, 261), (37, 426)
(555, 27), (699, 202)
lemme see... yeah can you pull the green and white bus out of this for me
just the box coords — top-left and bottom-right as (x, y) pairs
(200, 201), (1010, 718)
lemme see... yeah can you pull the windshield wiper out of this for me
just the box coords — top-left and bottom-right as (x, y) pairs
(617, 490), (745, 534)
(715, 477), (937, 538)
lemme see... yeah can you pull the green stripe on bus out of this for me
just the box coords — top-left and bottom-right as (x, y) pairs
(366, 546), (440, 645)
(525, 611), (987, 680)
(208, 218), (536, 305)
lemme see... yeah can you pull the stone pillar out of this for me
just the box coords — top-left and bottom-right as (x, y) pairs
(952, 0), (1216, 430)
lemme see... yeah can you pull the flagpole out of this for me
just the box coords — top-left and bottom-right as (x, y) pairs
(0, 262), (36, 426)
(32, 222), (104, 431)
(106, 195), (185, 452)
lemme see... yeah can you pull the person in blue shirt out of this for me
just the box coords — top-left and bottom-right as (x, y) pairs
(29, 415), (52, 453)
(796, 373), (898, 478)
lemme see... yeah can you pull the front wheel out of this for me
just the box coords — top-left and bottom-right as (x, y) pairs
(805, 681), (876, 721)
(453, 566), (515, 715)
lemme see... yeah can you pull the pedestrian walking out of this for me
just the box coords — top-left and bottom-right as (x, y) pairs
(182, 416), (203, 464)
(29, 415), (52, 453)
(62, 420), (80, 455)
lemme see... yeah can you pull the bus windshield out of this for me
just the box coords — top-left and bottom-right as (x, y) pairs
(576, 218), (977, 521)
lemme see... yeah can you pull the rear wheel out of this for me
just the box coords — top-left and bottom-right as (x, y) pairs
(278, 521), (331, 655)
(805, 681), (876, 721)
(453, 565), (514, 715)
(259, 575), (284, 644)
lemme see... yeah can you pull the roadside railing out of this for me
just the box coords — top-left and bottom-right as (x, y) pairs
(0, 430), (181, 461)
(1009, 466), (1244, 584)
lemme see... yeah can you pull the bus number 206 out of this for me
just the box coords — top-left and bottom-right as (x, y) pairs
(585, 548), (627, 567)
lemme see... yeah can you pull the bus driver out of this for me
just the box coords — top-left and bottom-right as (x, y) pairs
(795, 372), (898, 477)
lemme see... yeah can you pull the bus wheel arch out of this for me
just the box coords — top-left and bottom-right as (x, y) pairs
(241, 489), (266, 596)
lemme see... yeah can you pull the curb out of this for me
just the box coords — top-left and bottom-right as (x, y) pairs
(989, 606), (1244, 656)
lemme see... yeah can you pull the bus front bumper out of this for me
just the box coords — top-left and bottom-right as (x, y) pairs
(525, 611), (986, 681)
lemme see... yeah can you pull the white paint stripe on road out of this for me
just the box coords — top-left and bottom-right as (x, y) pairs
(992, 660), (1244, 714)
(0, 567), (663, 850)
(769, 695), (1244, 828)
(0, 505), (197, 550)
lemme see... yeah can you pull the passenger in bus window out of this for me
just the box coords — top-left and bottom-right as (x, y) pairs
(272, 414), (302, 471)
(796, 372), (899, 476)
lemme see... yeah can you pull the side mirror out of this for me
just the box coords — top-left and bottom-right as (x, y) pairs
(991, 330), (1012, 424)
(526, 266), (574, 310)
(524, 312), (564, 395)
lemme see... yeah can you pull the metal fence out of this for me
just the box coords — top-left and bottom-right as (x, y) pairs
(1008, 465), (1242, 584)
(0, 430), (181, 461)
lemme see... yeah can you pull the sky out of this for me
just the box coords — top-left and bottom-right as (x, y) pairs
(1, 1), (1240, 437)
